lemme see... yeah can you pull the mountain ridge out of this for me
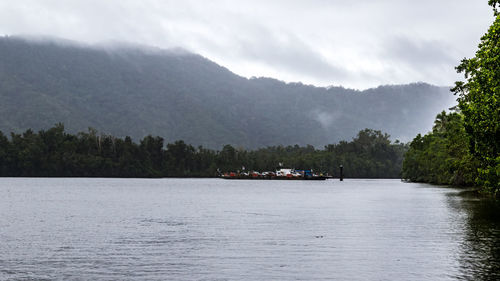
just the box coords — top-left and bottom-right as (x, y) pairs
(0, 36), (457, 148)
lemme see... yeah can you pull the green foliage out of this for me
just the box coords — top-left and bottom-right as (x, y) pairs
(489, 0), (500, 14)
(451, 3), (500, 194)
(402, 111), (479, 186)
(0, 125), (407, 178)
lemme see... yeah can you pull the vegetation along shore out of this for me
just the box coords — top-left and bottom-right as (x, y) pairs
(0, 125), (406, 179)
(403, 1), (499, 197)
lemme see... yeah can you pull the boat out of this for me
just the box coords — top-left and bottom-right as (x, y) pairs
(220, 168), (331, 180)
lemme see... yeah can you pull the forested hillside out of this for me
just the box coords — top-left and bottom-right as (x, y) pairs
(0, 36), (457, 148)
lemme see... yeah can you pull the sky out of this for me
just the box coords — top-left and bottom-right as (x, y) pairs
(0, 0), (494, 89)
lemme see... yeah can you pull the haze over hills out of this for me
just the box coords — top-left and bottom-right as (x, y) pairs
(0, 36), (457, 149)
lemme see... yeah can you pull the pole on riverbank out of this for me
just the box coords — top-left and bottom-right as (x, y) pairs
(339, 165), (343, 181)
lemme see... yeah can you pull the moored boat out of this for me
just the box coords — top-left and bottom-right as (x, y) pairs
(220, 168), (331, 180)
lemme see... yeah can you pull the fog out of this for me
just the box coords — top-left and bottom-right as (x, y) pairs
(0, 0), (493, 89)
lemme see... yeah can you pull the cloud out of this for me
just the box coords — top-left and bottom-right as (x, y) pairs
(312, 110), (342, 129)
(0, 0), (494, 89)
(230, 26), (350, 81)
(383, 36), (457, 68)
(371, 36), (463, 86)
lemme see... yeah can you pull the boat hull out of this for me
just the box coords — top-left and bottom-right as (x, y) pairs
(221, 176), (331, 180)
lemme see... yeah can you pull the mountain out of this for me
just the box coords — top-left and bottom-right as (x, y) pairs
(0, 36), (457, 148)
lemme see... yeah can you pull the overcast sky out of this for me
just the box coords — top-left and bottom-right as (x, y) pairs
(0, 0), (493, 89)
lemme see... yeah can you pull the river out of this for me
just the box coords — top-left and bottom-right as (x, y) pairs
(0, 178), (499, 280)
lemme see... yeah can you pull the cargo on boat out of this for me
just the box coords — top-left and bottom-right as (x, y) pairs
(220, 168), (331, 180)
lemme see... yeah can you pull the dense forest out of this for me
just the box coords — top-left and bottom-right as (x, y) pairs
(0, 125), (406, 178)
(0, 36), (455, 149)
(402, 110), (478, 186)
(403, 1), (499, 196)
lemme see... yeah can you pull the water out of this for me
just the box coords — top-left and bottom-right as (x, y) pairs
(0, 178), (499, 280)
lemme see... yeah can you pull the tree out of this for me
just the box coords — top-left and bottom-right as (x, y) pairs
(165, 140), (195, 176)
(452, 2), (500, 194)
(0, 131), (9, 175)
(402, 111), (478, 186)
(140, 135), (165, 176)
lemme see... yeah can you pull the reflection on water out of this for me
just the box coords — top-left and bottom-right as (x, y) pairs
(447, 191), (500, 280)
(0, 178), (499, 280)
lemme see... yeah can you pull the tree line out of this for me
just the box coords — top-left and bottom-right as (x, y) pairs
(0, 125), (407, 178)
(402, 110), (479, 186)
